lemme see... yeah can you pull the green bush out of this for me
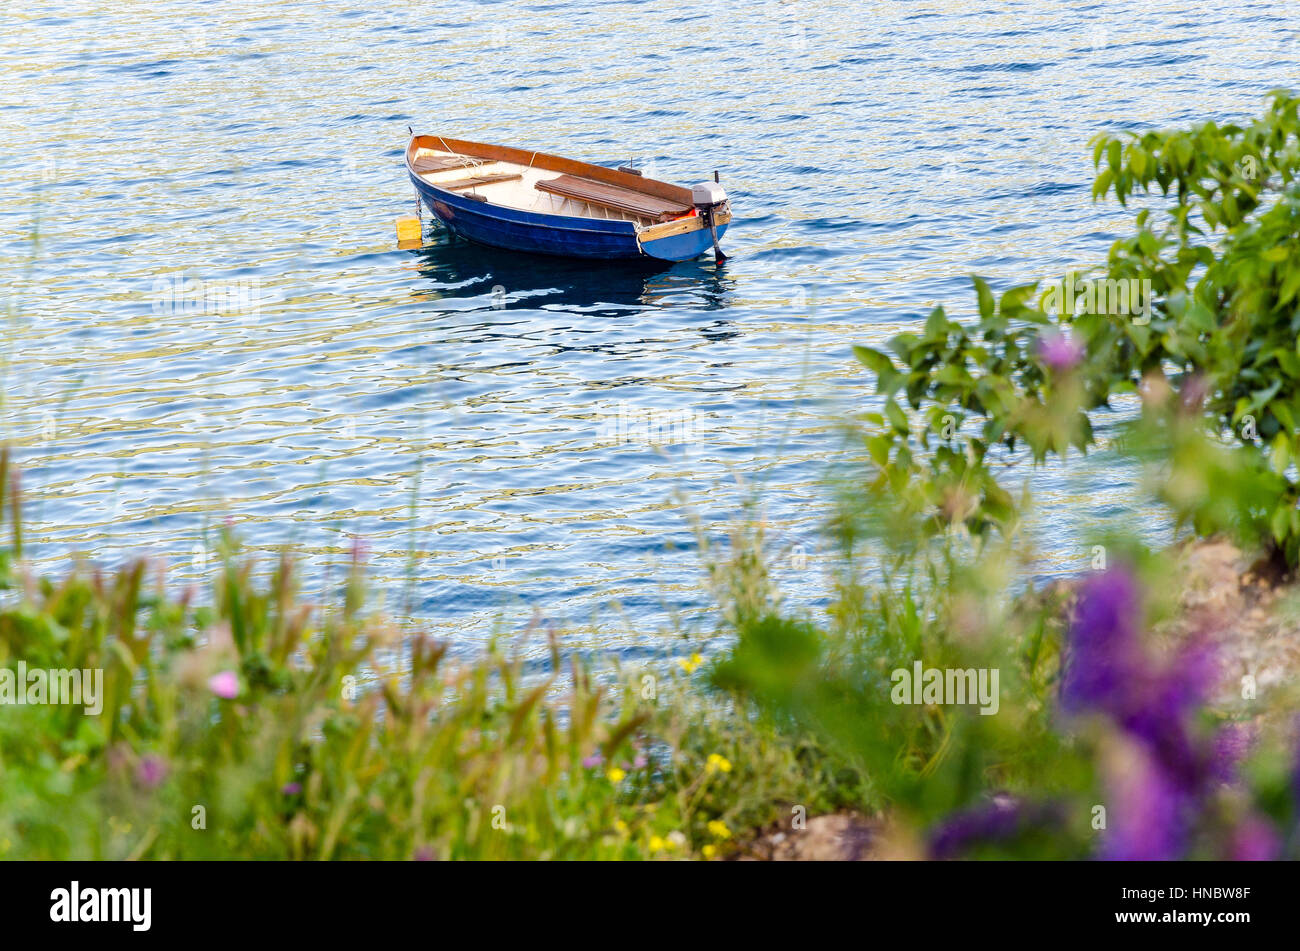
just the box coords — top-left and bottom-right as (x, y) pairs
(853, 90), (1300, 563)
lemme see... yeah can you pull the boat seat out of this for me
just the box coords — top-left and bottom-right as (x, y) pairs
(534, 174), (692, 222)
(436, 172), (523, 191)
(412, 154), (481, 174)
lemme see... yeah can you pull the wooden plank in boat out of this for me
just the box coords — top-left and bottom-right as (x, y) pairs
(437, 172), (523, 191)
(534, 174), (691, 222)
(412, 154), (479, 174)
(410, 135), (695, 206)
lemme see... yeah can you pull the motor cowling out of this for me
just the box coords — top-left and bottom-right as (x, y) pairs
(691, 182), (729, 263)
(691, 181), (728, 209)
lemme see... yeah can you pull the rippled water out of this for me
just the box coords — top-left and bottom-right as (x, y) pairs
(1, 1), (1295, 654)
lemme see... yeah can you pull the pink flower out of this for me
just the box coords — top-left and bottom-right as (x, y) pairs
(1179, 374), (1210, 414)
(1038, 331), (1085, 373)
(208, 670), (239, 699)
(135, 755), (168, 789)
(582, 753), (603, 769)
(281, 782), (303, 796)
(106, 742), (132, 776)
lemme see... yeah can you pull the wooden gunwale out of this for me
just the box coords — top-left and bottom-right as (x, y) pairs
(406, 135), (695, 207)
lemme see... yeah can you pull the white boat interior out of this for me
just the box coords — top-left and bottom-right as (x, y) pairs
(410, 145), (695, 230)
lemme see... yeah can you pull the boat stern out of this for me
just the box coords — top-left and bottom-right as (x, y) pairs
(637, 202), (732, 262)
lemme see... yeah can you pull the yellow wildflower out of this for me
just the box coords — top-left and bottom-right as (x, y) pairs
(702, 844), (718, 859)
(706, 753), (733, 774)
(607, 767), (626, 782)
(649, 835), (666, 852)
(707, 819), (732, 840)
(677, 652), (704, 674)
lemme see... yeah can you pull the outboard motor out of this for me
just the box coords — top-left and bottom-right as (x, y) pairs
(692, 176), (729, 263)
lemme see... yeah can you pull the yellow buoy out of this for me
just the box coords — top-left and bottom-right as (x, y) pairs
(396, 215), (422, 248)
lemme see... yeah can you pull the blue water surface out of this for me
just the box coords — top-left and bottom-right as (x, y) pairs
(0, 1), (1295, 658)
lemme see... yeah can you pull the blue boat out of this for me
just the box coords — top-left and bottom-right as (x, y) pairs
(404, 134), (731, 262)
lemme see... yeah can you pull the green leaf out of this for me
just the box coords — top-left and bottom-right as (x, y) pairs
(1130, 147), (1148, 178)
(865, 433), (892, 467)
(1279, 268), (1300, 306)
(972, 276), (995, 322)
(924, 306), (948, 340)
(999, 283), (1039, 317)
(888, 333), (921, 360)
(1092, 135), (1108, 169)
(1270, 433), (1292, 474)
(1274, 350), (1300, 379)
(1272, 400), (1295, 433)
(885, 399), (909, 435)
(1271, 503), (1289, 542)
(853, 345), (895, 377)
(1092, 168), (1114, 200)
(935, 364), (973, 387)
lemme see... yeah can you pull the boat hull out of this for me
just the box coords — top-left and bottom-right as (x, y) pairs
(637, 215), (730, 262)
(409, 168), (731, 262)
(411, 174), (646, 260)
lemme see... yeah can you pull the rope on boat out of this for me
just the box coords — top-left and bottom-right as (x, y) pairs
(435, 135), (484, 170)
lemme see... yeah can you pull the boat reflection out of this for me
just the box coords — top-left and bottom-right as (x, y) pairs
(408, 231), (737, 316)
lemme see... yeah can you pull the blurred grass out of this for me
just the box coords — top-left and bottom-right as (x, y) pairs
(0, 448), (863, 859)
(2, 431), (1297, 860)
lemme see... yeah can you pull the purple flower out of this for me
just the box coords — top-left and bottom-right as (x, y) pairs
(135, 755), (168, 789)
(1061, 566), (1232, 860)
(1119, 638), (1219, 790)
(1212, 722), (1255, 783)
(1228, 815), (1280, 861)
(282, 782), (303, 796)
(413, 845), (436, 861)
(1103, 742), (1186, 860)
(929, 796), (1065, 859)
(1061, 569), (1218, 785)
(1169, 636), (1220, 707)
(1061, 568), (1143, 714)
(208, 670), (239, 699)
(581, 753), (603, 769)
(1038, 330), (1085, 373)
(1291, 717), (1300, 801)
